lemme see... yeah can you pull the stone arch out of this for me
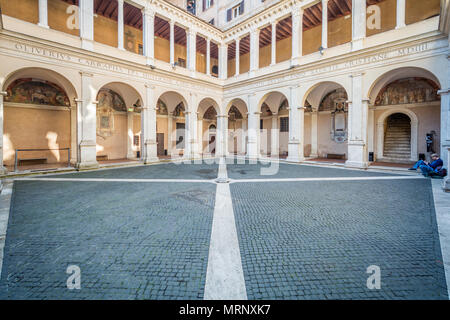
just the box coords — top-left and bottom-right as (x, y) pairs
(376, 108), (419, 162)
(257, 91), (289, 114)
(225, 98), (249, 156)
(197, 97), (220, 118)
(156, 90), (189, 113)
(2, 67), (78, 169)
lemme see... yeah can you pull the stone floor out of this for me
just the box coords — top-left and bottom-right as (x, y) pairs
(0, 158), (448, 300)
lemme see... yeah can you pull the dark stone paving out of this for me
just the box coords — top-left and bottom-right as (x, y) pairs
(231, 179), (448, 300)
(226, 160), (402, 180)
(0, 180), (216, 299)
(39, 161), (219, 180)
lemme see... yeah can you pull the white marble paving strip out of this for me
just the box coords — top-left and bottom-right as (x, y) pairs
(15, 178), (215, 184)
(204, 158), (247, 300)
(0, 180), (14, 279)
(431, 180), (450, 299)
(230, 175), (425, 184)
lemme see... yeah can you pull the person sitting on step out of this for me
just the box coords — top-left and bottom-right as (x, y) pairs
(409, 153), (443, 177)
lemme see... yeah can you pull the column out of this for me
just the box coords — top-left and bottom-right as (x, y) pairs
(167, 112), (173, 156)
(197, 115), (204, 155)
(241, 116), (247, 155)
(77, 72), (98, 169)
(0, 91), (6, 174)
(271, 21), (277, 65)
(310, 110), (318, 158)
(286, 86), (305, 162)
(79, 0), (94, 51)
(235, 38), (240, 76)
(247, 94), (258, 159)
(142, 84), (158, 163)
(206, 38), (211, 76)
(117, 0), (124, 50)
(249, 27), (260, 75)
(271, 113), (279, 157)
(217, 115), (228, 157)
(187, 29), (197, 75)
(291, 8), (303, 65)
(70, 101), (77, 165)
(187, 94), (198, 158)
(368, 107), (375, 161)
(38, 0), (49, 28)
(346, 73), (369, 168)
(352, 0), (366, 51)
(170, 20), (175, 65)
(219, 43), (228, 79)
(396, 0), (406, 29)
(142, 7), (155, 65)
(438, 88), (450, 191)
(127, 112), (134, 159)
(321, 0), (328, 49)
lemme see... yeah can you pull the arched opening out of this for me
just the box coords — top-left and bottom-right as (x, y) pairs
(258, 91), (289, 158)
(369, 68), (441, 164)
(95, 83), (142, 162)
(157, 91), (188, 158)
(197, 98), (220, 156)
(2, 68), (77, 171)
(303, 82), (349, 162)
(226, 98), (248, 156)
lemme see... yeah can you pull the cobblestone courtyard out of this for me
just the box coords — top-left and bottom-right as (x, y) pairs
(0, 160), (448, 299)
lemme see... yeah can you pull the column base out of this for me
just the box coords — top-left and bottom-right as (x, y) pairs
(143, 157), (159, 164)
(0, 166), (7, 176)
(81, 38), (94, 51)
(77, 140), (98, 170)
(443, 177), (450, 192)
(346, 141), (368, 169)
(76, 161), (99, 170)
(345, 160), (369, 169)
(309, 153), (318, 159)
(351, 38), (364, 51)
(286, 141), (304, 163)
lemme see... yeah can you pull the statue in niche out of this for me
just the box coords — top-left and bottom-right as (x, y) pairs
(375, 78), (439, 106)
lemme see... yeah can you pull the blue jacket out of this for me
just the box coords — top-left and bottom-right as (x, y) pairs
(429, 159), (443, 170)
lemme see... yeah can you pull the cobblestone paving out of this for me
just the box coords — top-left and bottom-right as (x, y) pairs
(231, 179), (448, 299)
(0, 180), (215, 299)
(39, 161), (219, 180)
(226, 160), (401, 180)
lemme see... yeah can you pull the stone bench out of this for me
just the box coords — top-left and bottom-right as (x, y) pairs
(18, 158), (47, 165)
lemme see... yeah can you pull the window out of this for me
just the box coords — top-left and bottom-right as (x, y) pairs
(187, 0), (196, 15)
(203, 0), (214, 11)
(227, 1), (245, 22)
(280, 117), (289, 132)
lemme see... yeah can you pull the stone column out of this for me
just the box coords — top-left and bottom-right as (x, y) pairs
(206, 38), (211, 76)
(187, 94), (198, 158)
(117, 0), (124, 50)
(70, 101), (77, 165)
(197, 115), (204, 155)
(170, 20), (175, 65)
(271, 21), (277, 66)
(77, 72), (98, 169)
(142, 84), (158, 163)
(438, 88), (450, 191)
(286, 86), (304, 162)
(216, 114), (227, 157)
(79, 0), (94, 50)
(352, 0), (366, 51)
(396, 0), (406, 29)
(38, 0), (49, 28)
(241, 115), (247, 155)
(271, 113), (279, 157)
(187, 29), (197, 76)
(346, 73), (369, 168)
(127, 112), (134, 159)
(167, 112), (173, 156)
(247, 94), (258, 159)
(0, 92), (6, 174)
(310, 110), (318, 158)
(235, 38), (240, 76)
(142, 7), (155, 65)
(249, 27), (260, 75)
(321, 0), (328, 49)
(291, 8), (303, 66)
(219, 43), (228, 79)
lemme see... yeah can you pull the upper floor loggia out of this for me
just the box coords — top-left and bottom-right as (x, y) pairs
(0, 0), (443, 85)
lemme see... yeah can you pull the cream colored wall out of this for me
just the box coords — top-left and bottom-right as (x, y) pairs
(3, 106), (71, 165)
(303, 24), (322, 56)
(367, 0), (397, 37)
(303, 115), (311, 157)
(317, 113), (348, 157)
(132, 114), (141, 154)
(48, 0), (79, 37)
(96, 113), (127, 160)
(373, 105), (441, 159)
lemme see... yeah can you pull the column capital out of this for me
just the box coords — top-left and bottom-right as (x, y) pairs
(141, 7), (155, 18)
(79, 71), (94, 78)
(350, 72), (365, 78)
(169, 19), (175, 26)
(145, 83), (156, 89)
(0, 91), (7, 97)
(438, 88), (450, 95)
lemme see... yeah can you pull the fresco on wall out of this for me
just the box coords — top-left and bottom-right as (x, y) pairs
(319, 89), (349, 112)
(228, 106), (243, 120)
(204, 106), (217, 120)
(5, 79), (70, 107)
(261, 103), (273, 116)
(375, 78), (440, 106)
(97, 89), (127, 112)
(173, 103), (185, 117)
(279, 99), (289, 112)
(157, 100), (168, 115)
(96, 89), (127, 138)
